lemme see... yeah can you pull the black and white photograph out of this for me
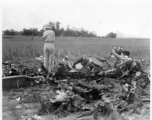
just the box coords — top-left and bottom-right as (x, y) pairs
(2, 0), (150, 120)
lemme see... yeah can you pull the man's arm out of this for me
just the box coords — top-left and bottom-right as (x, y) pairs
(53, 31), (55, 41)
(42, 32), (46, 41)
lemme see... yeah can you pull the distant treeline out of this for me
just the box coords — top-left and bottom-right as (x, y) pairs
(3, 21), (117, 38)
(3, 21), (97, 37)
(102, 32), (117, 38)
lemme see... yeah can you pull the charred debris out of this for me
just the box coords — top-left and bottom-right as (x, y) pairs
(3, 47), (150, 118)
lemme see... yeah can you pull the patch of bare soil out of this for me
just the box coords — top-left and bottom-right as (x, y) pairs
(2, 83), (150, 120)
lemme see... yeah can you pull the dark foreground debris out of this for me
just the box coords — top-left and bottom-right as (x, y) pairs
(3, 47), (150, 119)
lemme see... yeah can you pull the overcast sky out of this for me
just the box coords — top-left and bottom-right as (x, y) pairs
(2, 0), (150, 38)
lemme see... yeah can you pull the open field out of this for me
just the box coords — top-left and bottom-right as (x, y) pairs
(2, 36), (150, 63)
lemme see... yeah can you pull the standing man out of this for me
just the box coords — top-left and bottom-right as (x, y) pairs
(43, 23), (55, 79)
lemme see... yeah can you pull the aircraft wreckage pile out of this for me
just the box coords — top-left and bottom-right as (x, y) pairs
(3, 47), (150, 118)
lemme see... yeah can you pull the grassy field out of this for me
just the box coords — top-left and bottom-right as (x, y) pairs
(2, 36), (150, 64)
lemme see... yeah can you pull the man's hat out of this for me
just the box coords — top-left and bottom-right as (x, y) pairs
(43, 24), (52, 30)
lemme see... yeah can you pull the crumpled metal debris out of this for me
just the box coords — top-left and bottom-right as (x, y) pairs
(3, 47), (150, 118)
(3, 47), (147, 80)
(2, 61), (39, 77)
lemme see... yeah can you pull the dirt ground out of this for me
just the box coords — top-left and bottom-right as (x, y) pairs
(2, 88), (150, 120)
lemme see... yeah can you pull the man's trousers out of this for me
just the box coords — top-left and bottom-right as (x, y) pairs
(44, 42), (55, 74)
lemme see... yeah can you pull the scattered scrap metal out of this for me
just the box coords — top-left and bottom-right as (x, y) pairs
(3, 47), (150, 119)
